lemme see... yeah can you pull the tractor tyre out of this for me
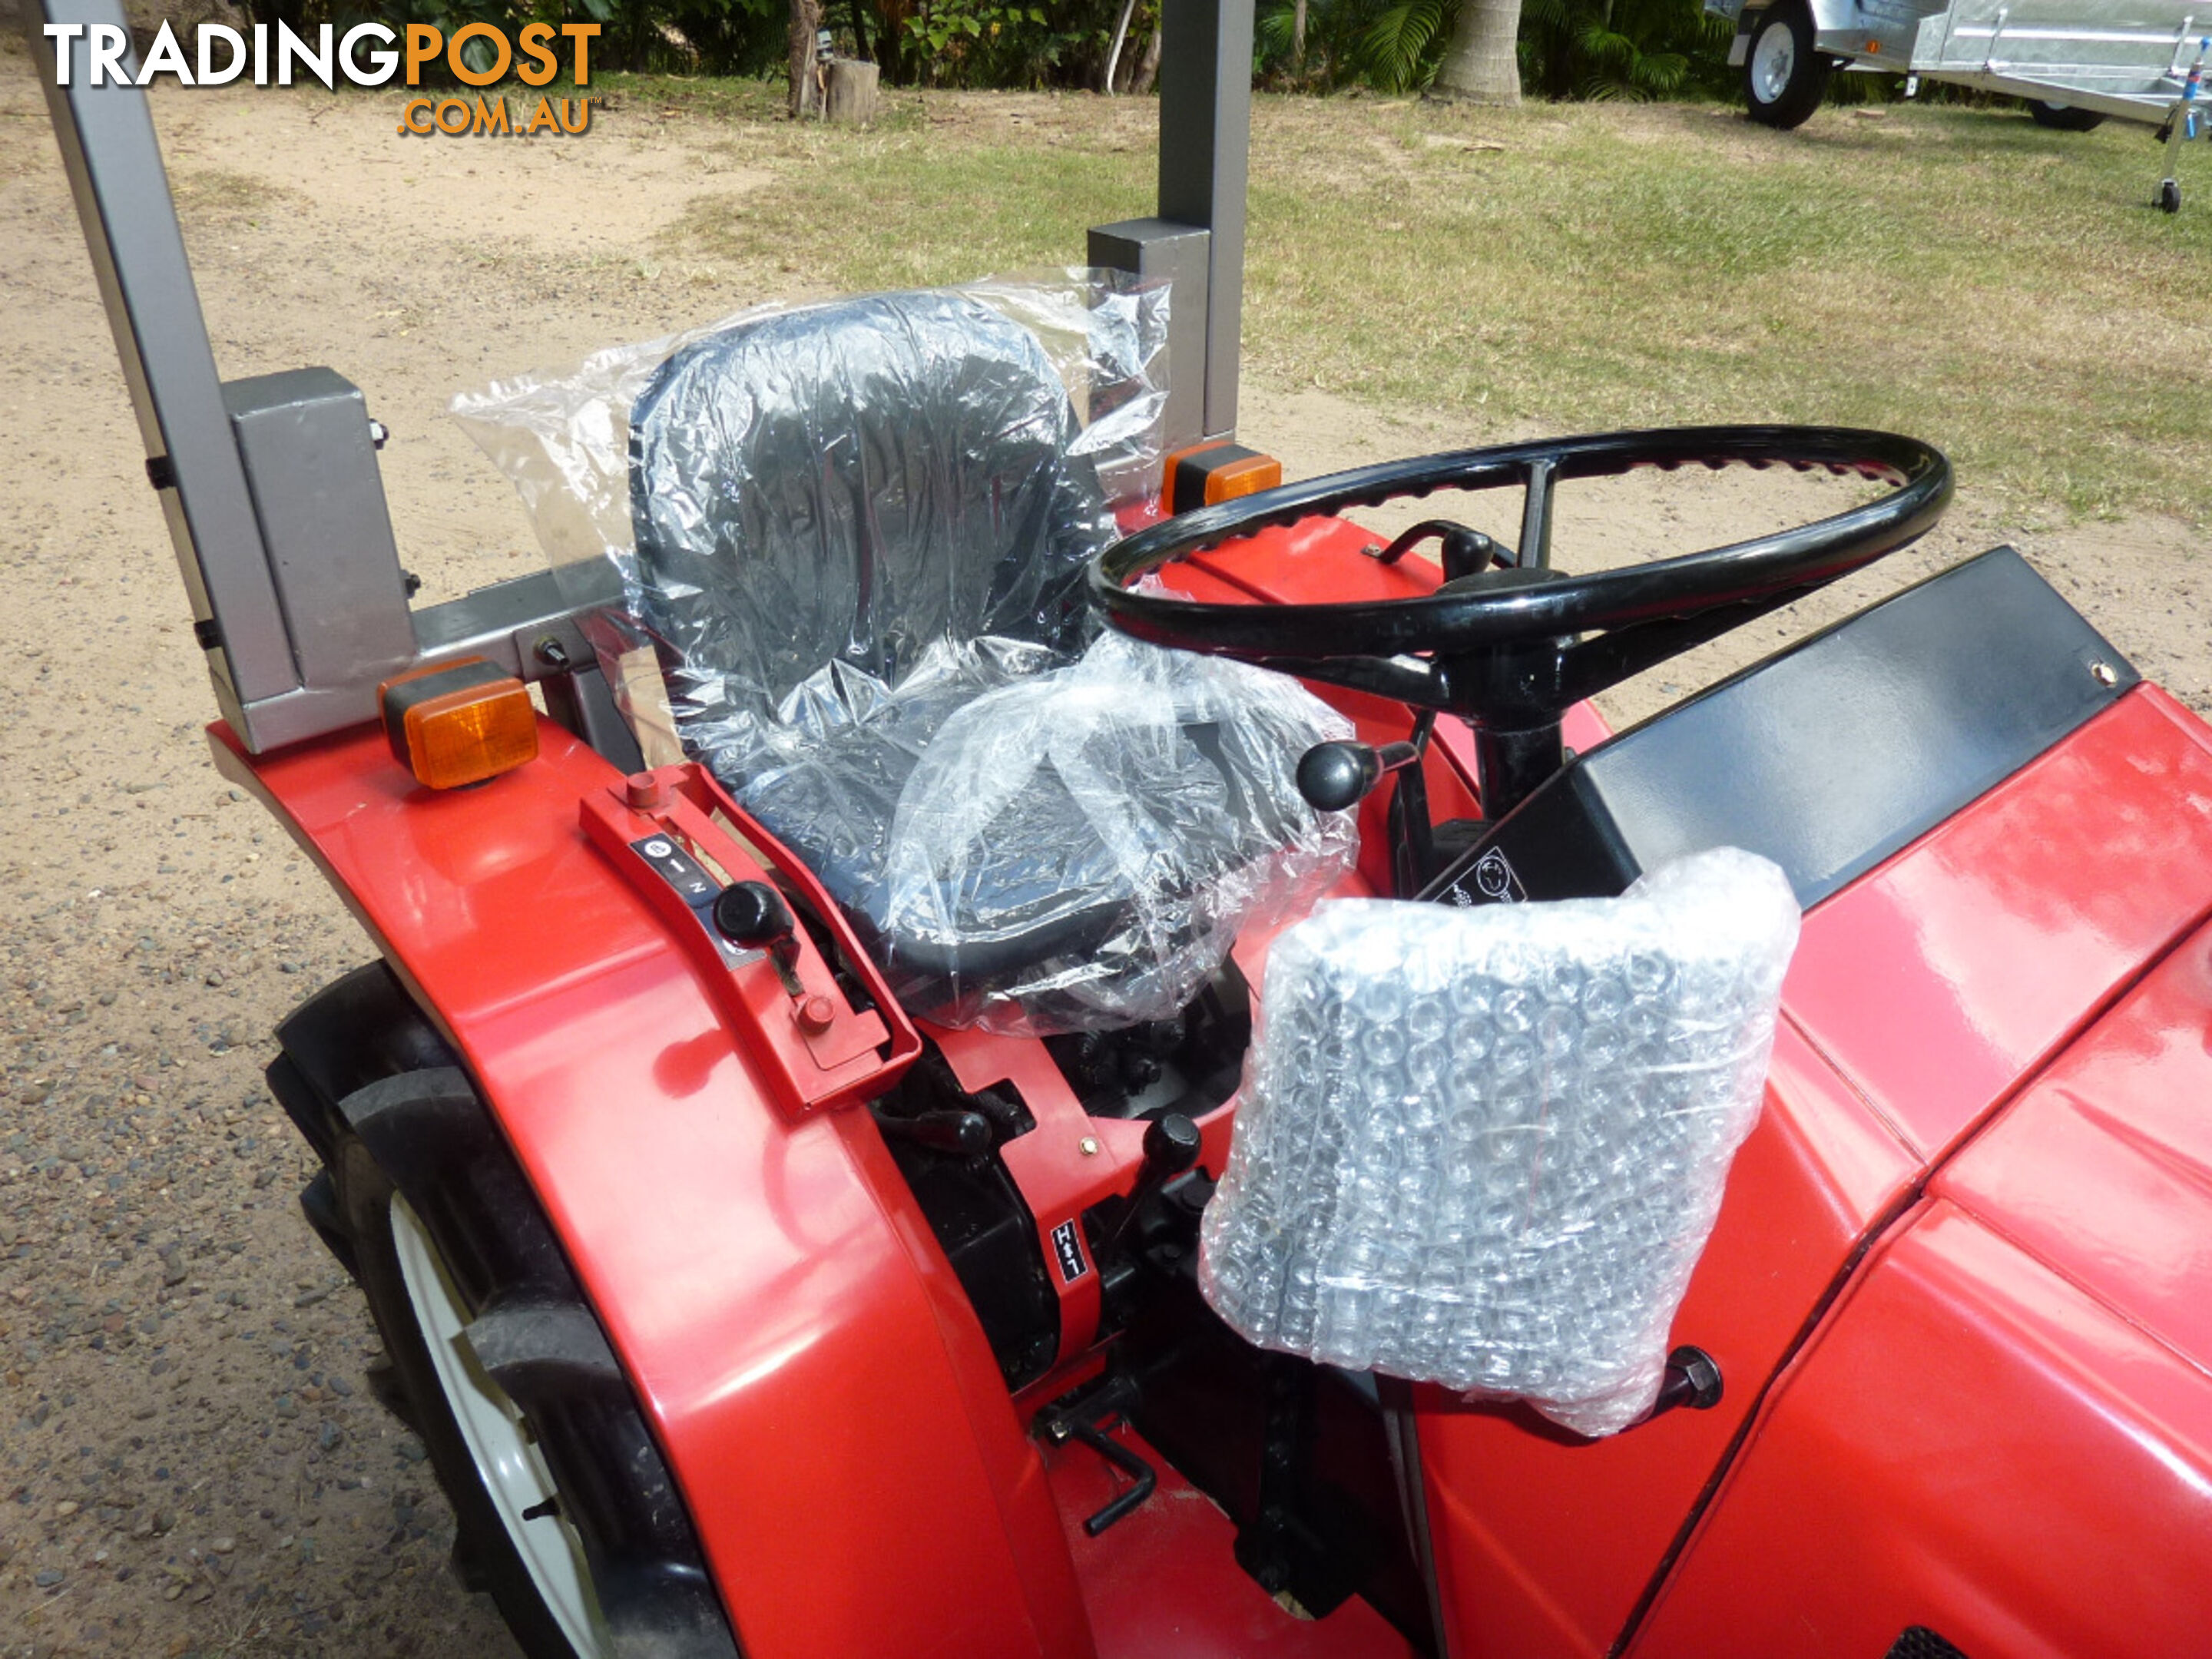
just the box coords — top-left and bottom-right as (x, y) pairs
(1743, 2), (1830, 130)
(2028, 99), (2106, 131)
(339, 1128), (611, 1659)
(268, 967), (738, 1659)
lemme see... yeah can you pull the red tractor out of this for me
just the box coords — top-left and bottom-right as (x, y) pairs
(27, 1), (2212, 1655)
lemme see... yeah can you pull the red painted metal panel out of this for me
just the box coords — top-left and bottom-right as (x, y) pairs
(1935, 912), (2212, 1378)
(1415, 1018), (1920, 1658)
(1419, 687), (2212, 1657)
(1634, 1200), (2212, 1659)
(1784, 687), (2212, 1161)
(211, 718), (1092, 1659)
(577, 764), (918, 1114)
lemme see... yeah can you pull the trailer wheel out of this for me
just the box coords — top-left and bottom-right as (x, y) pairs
(1743, 2), (1830, 130)
(2028, 99), (2106, 132)
(2157, 178), (2182, 214)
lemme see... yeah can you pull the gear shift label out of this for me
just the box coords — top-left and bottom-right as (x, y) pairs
(1050, 1218), (1090, 1284)
(629, 836), (755, 966)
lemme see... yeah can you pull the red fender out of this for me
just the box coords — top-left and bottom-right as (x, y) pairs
(214, 717), (1095, 1659)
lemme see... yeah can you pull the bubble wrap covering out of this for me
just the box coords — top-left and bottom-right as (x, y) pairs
(1200, 849), (1800, 1437)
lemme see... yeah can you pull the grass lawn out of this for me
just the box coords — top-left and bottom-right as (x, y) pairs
(640, 80), (2211, 526)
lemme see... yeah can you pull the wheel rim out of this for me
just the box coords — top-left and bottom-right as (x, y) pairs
(390, 1195), (614, 1658)
(1751, 21), (1796, 103)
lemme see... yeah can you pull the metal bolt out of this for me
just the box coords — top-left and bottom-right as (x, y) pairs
(1078, 1136), (1101, 1157)
(534, 636), (572, 671)
(624, 772), (667, 811)
(367, 419), (389, 450)
(2090, 661), (2118, 687)
(797, 995), (837, 1035)
(1359, 541), (1385, 558)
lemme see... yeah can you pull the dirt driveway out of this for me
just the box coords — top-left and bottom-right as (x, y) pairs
(1, 46), (2205, 1659)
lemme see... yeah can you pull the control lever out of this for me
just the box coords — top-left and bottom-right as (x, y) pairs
(1296, 740), (1422, 812)
(713, 880), (804, 995)
(1109, 1113), (1204, 1250)
(1300, 716), (1441, 898)
(875, 1110), (993, 1156)
(1368, 518), (1508, 581)
(1040, 1373), (1155, 1535)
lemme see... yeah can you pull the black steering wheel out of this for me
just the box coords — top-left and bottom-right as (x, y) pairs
(1092, 425), (1951, 816)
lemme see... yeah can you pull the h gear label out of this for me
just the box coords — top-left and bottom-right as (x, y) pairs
(1050, 1219), (1089, 1285)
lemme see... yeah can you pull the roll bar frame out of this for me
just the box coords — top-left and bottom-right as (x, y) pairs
(19, 0), (1252, 752)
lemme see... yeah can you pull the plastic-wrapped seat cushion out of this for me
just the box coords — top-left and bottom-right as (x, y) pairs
(625, 289), (1356, 1033)
(1199, 849), (1800, 1436)
(878, 631), (1358, 1032)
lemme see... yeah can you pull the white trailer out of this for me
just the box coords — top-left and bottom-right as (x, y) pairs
(1704, 0), (2210, 210)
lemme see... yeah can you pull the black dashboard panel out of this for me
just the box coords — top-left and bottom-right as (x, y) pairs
(1425, 548), (2137, 911)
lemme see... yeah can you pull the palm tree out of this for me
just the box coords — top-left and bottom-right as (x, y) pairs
(1432, 0), (1520, 102)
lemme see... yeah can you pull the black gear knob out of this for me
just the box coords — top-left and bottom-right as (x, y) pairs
(1297, 740), (1422, 813)
(1297, 742), (1382, 812)
(1111, 1112), (1205, 1253)
(711, 880), (796, 949)
(1141, 1112), (1204, 1178)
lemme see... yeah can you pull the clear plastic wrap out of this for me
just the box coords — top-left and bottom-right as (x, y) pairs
(1199, 849), (1800, 1438)
(454, 276), (1353, 1033)
(876, 631), (1359, 1033)
(450, 270), (1170, 628)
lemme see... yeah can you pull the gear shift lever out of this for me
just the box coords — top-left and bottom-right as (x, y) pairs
(1110, 1113), (1204, 1249)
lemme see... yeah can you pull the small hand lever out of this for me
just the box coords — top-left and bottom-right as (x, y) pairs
(713, 881), (803, 992)
(876, 1110), (993, 1155)
(1297, 740), (1422, 812)
(1110, 1113), (1204, 1249)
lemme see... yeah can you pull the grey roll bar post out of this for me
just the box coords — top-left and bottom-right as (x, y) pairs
(21, 0), (605, 754)
(25, 0), (295, 727)
(25, 0), (1250, 753)
(1091, 0), (1252, 450)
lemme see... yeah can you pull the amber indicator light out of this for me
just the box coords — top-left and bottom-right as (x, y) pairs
(377, 657), (538, 789)
(1167, 442), (1285, 515)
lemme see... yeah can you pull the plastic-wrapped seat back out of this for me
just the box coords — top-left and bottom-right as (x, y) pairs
(627, 290), (1118, 738)
(459, 283), (1366, 1034)
(1199, 849), (1800, 1437)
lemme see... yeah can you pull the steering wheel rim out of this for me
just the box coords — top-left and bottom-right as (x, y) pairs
(1091, 426), (1952, 709)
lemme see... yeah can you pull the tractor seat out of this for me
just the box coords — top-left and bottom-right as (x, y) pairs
(627, 289), (1354, 1033)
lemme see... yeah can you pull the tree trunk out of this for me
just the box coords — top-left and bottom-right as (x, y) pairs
(1432, 0), (1521, 104)
(878, 0), (910, 82)
(1292, 0), (1306, 71)
(825, 58), (880, 121)
(1132, 19), (1162, 93)
(788, 0), (823, 118)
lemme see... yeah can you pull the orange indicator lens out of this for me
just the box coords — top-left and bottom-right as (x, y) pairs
(378, 658), (538, 789)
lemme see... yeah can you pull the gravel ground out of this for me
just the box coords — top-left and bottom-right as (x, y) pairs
(0, 55), (763, 1659)
(2, 46), (2207, 1659)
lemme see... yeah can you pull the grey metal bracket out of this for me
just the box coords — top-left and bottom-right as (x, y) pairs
(1088, 220), (1212, 452)
(30, 0), (1261, 760)
(1091, 0), (1252, 445)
